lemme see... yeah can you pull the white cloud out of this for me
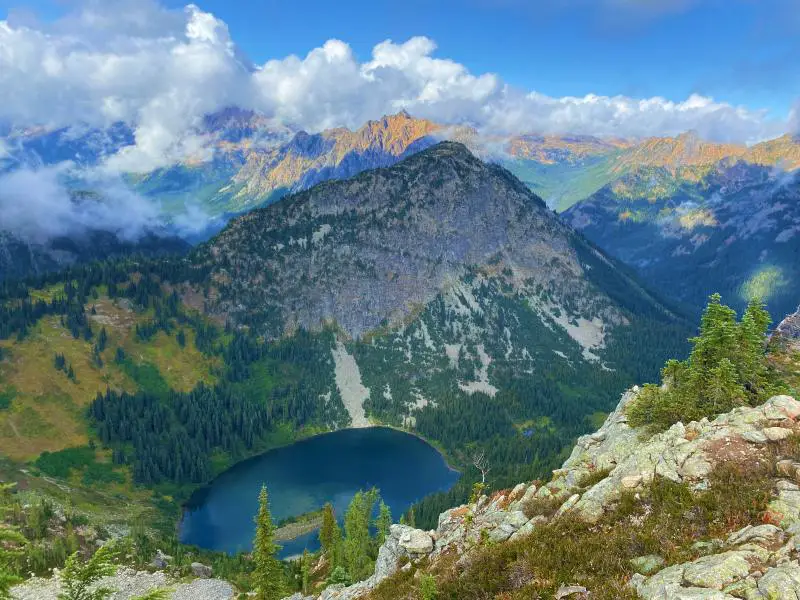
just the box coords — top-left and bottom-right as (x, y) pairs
(0, 0), (794, 175)
(0, 164), (161, 242)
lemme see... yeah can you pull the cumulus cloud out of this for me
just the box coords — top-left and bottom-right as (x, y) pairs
(0, 0), (794, 173)
(0, 164), (164, 242)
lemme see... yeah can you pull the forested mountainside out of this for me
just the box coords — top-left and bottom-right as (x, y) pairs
(0, 143), (688, 535)
(188, 141), (689, 518)
(0, 230), (190, 282)
(564, 162), (800, 319)
(3, 292), (798, 600)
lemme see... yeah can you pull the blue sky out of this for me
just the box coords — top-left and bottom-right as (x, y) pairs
(3, 0), (798, 116)
(0, 0), (797, 148)
(182, 0), (798, 117)
(6, 0), (794, 116)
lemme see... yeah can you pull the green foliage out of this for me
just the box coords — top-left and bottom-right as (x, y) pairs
(343, 490), (375, 582)
(0, 388), (14, 411)
(91, 330), (347, 487)
(319, 503), (342, 568)
(628, 294), (782, 431)
(57, 544), (118, 600)
(36, 447), (96, 479)
(326, 565), (350, 586)
(468, 482), (485, 504)
(0, 484), (27, 600)
(252, 485), (285, 600)
(131, 591), (171, 600)
(419, 574), (438, 600)
(376, 501), (392, 546)
(300, 549), (311, 595)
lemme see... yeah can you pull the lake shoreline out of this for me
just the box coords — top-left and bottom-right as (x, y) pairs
(181, 424), (461, 513)
(179, 426), (461, 555)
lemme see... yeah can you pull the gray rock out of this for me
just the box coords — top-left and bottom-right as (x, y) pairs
(396, 526), (434, 555)
(190, 562), (213, 578)
(555, 584), (588, 598)
(682, 551), (754, 590)
(726, 525), (785, 548)
(631, 554), (666, 575)
(764, 427), (793, 442)
(756, 561), (800, 598)
(556, 494), (581, 517)
(150, 550), (173, 570)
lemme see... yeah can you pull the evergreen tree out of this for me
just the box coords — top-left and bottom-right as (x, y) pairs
(375, 501), (392, 546)
(707, 358), (745, 413)
(343, 492), (372, 582)
(97, 327), (108, 353)
(252, 485), (284, 600)
(319, 503), (342, 566)
(628, 293), (783, 431)
(326, 566), (350, 586)
(57, 544), (117, 600)
(406, 506), (416, 528)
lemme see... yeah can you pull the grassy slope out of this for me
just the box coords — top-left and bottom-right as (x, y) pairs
(0, 292), (218, 461)
(503, 154), (621, 212)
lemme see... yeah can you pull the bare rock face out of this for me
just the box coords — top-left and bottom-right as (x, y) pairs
(198, 141), (666, 340)
(775, 305), (800, 350)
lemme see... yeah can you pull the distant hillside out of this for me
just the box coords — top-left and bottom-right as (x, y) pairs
(0, 229), (189, 281)
(504, 131), (800, 212)
(564, 163), (800, 318)
(189, 142), (688, 501)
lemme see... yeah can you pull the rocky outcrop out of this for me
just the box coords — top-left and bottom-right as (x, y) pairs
(294, 391), (800, 600)
(776, 306), (800, 349)
(291, 525), (437, 600)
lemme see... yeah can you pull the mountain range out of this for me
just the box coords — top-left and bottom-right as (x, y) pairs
(2, 110), (799, 319)
(0, 142), (687, 499)
(190, 142), (686, 444)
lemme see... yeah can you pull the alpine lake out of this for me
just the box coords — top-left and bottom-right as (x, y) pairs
(180, 427), (459, 558)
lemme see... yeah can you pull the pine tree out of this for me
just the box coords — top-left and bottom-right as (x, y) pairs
(319, 503), (342, 565)
(343, 492), (371, 581)
(252, 485), (284, 600)
(97, 327), (108, 353)
(375, 501), (392, 546)
(406, 506), (416, 528)
(737, 297), (771, 393)
(706, 358), (745, 414)
(57, 543), (117, 600)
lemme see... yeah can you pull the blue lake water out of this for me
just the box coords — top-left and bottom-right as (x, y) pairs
(179, 427), (459, 557)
